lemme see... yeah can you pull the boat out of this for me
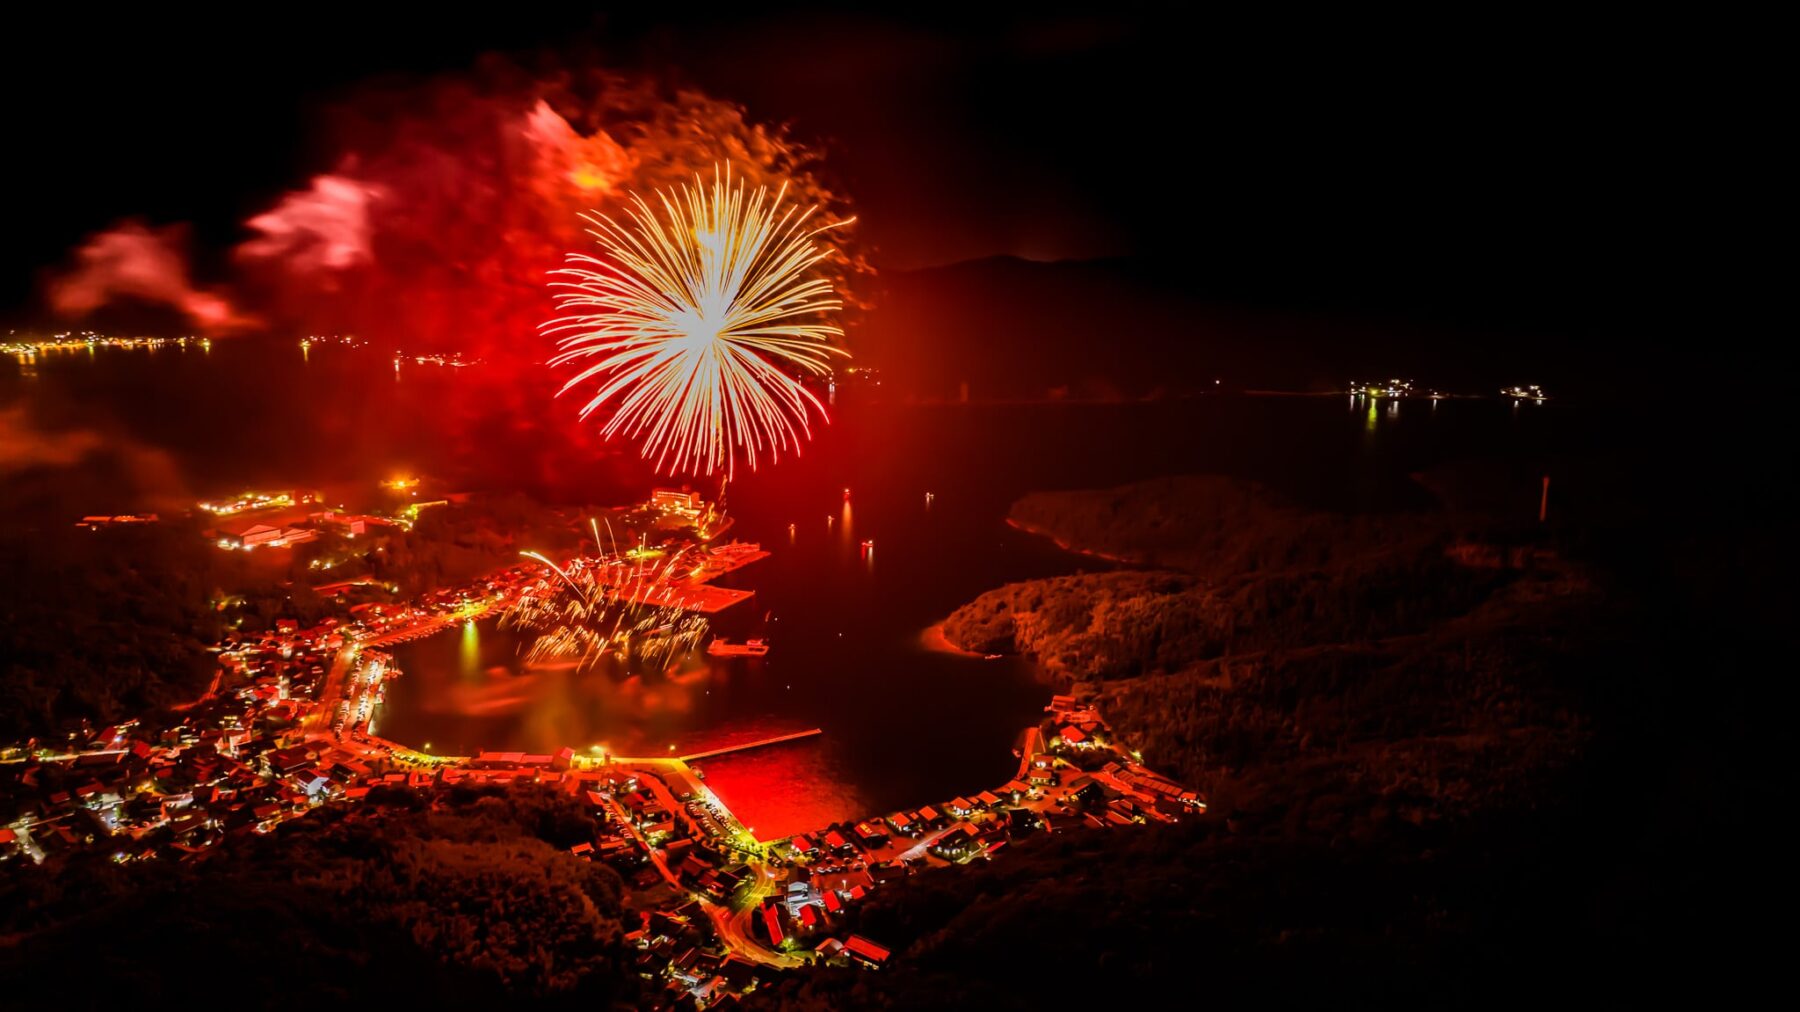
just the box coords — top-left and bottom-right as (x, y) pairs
(708, 637), (770, 657)
(1349, 378), (1416, 398)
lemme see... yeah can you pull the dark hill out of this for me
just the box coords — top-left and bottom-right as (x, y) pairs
(853, 256), (1615, 401)
(754, 472), (1772, 1006)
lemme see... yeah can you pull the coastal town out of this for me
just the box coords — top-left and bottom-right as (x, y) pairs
(0, 478), (1203, 1007)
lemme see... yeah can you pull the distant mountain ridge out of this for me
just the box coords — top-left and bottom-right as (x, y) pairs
(852, 255), (1618, 400)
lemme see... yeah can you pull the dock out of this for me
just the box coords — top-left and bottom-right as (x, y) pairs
(679, 728), (823, 762)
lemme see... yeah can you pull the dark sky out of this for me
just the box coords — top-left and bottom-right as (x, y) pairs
(1, 6), (1766, 336)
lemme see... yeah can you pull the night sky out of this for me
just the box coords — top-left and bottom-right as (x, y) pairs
(3, 8), (1763, 340)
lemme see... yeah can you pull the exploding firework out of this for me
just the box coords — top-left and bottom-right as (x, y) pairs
(505, 544), (709, 672)
(545, 165), (852, 477)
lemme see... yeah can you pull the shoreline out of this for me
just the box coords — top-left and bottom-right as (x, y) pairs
(1004, 516), (1137, 565)
(917, 621), (992, 658)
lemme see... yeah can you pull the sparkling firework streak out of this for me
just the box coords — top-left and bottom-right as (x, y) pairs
(505, 548), (709, 672)
(545, 165), (852, 477)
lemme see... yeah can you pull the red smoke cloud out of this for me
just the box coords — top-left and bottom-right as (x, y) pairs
(239, 174), (385, 276)
(49, 222), (257, 333)
(43, 62), (863, 491)
(248, 66), (863, 485)
(238, 67), (859, 361)
(47, 64), (859, 353)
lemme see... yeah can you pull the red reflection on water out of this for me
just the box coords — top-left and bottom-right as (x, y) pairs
(692, 742), (863, 841)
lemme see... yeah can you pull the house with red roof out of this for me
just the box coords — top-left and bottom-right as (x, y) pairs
(844, 935), (891, 967)
(760, 905), (786, 947)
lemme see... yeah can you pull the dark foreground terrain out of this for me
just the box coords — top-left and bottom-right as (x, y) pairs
(1, 785), (635, 1009)
(1, 467), (1778, 1007)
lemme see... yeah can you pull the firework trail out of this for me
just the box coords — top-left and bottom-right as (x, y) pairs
(545, 164), (852, 477)
(505, 545), (709, 672)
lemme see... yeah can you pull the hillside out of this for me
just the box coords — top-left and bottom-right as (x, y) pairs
(943, 475), (1583, 810)
(747, 473), (1756, 1006)
(0, 785), (636, 1006)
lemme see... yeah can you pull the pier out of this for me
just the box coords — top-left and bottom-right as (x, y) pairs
(680, 728), (823, 762)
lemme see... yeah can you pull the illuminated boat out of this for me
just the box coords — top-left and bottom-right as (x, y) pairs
(1349, 378), (1416, 398)
(708, 638), (770, 657)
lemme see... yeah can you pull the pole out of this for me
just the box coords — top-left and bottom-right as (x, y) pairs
(1539, 475), (1550, 523)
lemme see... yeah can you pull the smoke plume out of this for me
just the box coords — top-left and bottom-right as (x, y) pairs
(232, 66), (860, 360)
(238, 174), (385, 276)
(39, 60), (865, 488)
(48, 222), (257, 333)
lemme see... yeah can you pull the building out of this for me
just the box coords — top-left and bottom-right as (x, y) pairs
(75, 513), (160, 529)
(844, 935), (891, 968)
(197, 490), (315, 517)
(931, 825), (978, 860)
(760, 904), (786, 947)
(311, 511), (396, 536)
(218, 522), (318, 549)
(785, 881), (817, 912)
(651, 488), (704, 516)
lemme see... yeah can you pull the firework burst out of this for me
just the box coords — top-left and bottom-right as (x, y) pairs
(545, 165), (851, 477)
(506, 547), (709, 672)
